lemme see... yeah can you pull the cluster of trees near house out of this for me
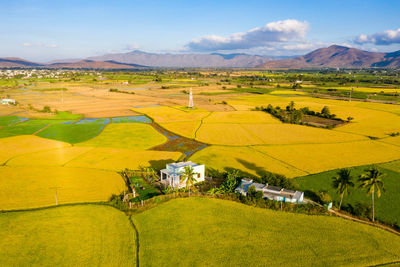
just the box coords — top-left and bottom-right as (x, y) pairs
(332, 166), (385, 222)
(114, 162), (386, 225)
(256, 101), (351, 127)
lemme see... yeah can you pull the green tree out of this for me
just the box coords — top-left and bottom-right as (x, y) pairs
(321, 106), (331, 118)
(358, 166), (385, 222)
(180, 166), (198, 196)
(220, 169), (240, 193)
(332, 169), (354, 210)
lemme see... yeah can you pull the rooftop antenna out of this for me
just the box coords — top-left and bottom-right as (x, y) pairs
(188, 87), (194, 108)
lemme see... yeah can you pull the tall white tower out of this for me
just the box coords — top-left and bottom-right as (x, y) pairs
(188, 87), (194, 108)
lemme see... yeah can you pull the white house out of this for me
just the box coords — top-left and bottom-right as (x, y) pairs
(160, 161), (205, 188)
(235, 178), (304, 203)
(1, 99), (16, 105)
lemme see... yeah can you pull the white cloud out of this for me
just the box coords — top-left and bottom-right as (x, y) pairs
(22, 42), (58, 48)
(354, 28), (400, 45)
(125, 43), (140, 50)
(185, 19), (309, 51)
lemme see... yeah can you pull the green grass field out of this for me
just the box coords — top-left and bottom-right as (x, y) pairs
(0, 116), (28, 126)
(133, 197), (400, 266)
(37, 123), (107, 143)
(0, 205), (136, 267)
(0, 119), (71, 135)
(295, 165), (400, 224)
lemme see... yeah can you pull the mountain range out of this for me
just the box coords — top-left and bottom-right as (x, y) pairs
(257, 45), (400, 68)
(0, 45), (399, 69)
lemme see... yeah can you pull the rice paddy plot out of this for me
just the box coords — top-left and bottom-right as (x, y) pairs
(0, 116), (28, 126)
(270, 90), (308, 95)
(203, 111), (280, 124)
(0, 205), (136, 267)
(134, 197), (400, 266)
(7, 147), (93, 167)
(254, 140), (400, 174)
(0, 166), (126, 210)
(0, 135), (70, 164)
(242, 124), (367, 145)
(189, 145), (307, 178)
(196, 123), (263, 146)
(133, 106), (210, 123)
(37, 123), (107, 144)
(0, 119), (72, 135)
(76, 123), (167, 150)
(111, 115), (152, 123)
(159, 121), (201, 138)
(65, 147), (182, 171)
(75, 118), (110, 125)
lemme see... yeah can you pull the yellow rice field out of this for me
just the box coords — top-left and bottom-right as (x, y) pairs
(0, 136), (70, 164)
(254, 140), (400, 174)
(0, 166), (126, 210)
(189, 145), (307, 177)
(7, 147), (94, 167)
(65, 147), (182, 171)
(133, 106), (210, 123)
(159, 121), (201, 138)
(196, 123), (366, 145)
(76, 123), (167, 150)
(203, 111), (280, 124)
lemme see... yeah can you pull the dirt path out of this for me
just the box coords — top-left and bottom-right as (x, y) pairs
(328, 209), (400, 236)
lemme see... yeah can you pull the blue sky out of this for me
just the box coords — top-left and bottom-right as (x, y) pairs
(1, 0), (400, 61)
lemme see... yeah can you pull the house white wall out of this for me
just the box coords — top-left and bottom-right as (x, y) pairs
(160, 161), (205, 188)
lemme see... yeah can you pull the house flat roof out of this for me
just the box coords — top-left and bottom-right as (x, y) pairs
(167, 161), (200, 168)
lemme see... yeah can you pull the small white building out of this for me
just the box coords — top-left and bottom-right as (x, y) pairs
(160, 161), (205, 188)
(235, 178), (304, 203)
(1, 99), (16, 105)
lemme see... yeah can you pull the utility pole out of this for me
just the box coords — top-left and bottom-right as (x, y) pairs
(349, 88), (353, 102)
(49, 187), (60, 205)
(188, 88), (194, 108)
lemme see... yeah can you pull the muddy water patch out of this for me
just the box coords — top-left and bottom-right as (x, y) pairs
(149, 122), (208, 159)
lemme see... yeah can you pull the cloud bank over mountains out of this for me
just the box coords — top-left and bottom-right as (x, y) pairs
(185, 19), (309, 52)
(355, 28), (400, 45)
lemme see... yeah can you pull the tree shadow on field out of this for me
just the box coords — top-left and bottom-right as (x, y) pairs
(236, 158), (271, 177)
(149, 159), (176, 171)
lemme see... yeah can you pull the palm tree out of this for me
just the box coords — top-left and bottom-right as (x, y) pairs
(358, 166), (385, 222)
(180, 166), (198, 196)
(332, 168), (354, 210)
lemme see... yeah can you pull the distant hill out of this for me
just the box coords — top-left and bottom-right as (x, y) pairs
(2, 46), (400, 69)
(47, 60), (146, 69)
(87, 50), (278, 68)
(258, 45), (400, 69)
(0, 57), (43, 68)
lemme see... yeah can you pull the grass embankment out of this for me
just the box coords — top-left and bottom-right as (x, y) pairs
(133, 197), (400, 266)
(0, 205), (136, 266)
(295, 164), (400, 224)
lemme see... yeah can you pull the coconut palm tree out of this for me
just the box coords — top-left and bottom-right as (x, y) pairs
(332, 168), (354, 210)
(180, 166), (198, 196)
(358, 166), (385, 222)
